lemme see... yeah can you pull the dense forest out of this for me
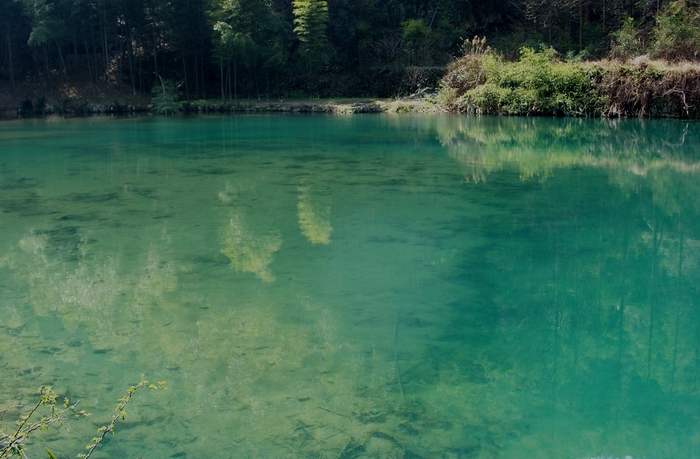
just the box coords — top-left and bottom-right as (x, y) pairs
(0, 0), (698, 102)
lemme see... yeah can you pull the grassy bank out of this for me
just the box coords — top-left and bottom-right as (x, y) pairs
(438, 43), (700, 118)
(175, 98), (443, 114)
(0, 81), (443, 118)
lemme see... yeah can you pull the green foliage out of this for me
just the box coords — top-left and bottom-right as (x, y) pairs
(610, 16), (644, 60)
(209, 0), (290, 99)
(462, 82), (509, 114)
(151, 77), (180, 114)
(649, 2), (700, 61)
(0, 386), (89, 458)
(18, 0), (66, 48)
(210, 0), (287, 68)
(439, 36), (491, 101)
(292, 0), (330, 72)
(3, 0), (700, 102)
(440, 45), (601, 116)
(212, 21), (256, 67)
(401, 19), (428, 45)
(591, 60), (700, 118)
(1, 381), (165, 459)
(78, 380), (166, 459)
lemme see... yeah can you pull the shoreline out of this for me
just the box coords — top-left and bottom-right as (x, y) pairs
(0, 98), (444, 120)
(178, 98), (445, 115)
(3, 57), (699, 120)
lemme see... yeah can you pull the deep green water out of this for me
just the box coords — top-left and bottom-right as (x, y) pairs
(1, 114), (700, 459)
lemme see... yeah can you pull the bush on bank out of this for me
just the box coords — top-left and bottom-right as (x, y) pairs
(440, 42), (600, 116)
(439, 45), (700, 118)
(589, 59), (700, 118)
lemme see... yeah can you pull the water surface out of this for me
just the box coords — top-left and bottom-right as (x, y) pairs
(1, 115), (699, 458)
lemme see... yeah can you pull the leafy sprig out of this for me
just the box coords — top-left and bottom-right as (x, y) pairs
(0, 380), (165, 459)
(0, 386), (89, 458)
(78, 380), (166, 459)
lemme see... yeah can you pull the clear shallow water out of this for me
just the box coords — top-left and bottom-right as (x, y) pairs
(0, 114), (699, 459)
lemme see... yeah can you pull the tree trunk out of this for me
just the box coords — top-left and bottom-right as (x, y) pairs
(228, 62), (232, 100)
(55, 40), (67, 75)
(138, 46), (143, 94)
(72, 28), (79, 76)
(135, 30), (143, 93)
(194, 55), (199, 99)
(128, 27), (136, 95)
(182, 52), (189, 100)
(100, 5), (109, 81)
(602, 0), (607, 33)
(116, 24), (123, 89)
(220, 56), (224, 101)
(579, 0), (584, 52)
(92, 26), (99, 82)
(84, 37), (93, 83)
(153, 25), (158, 82)
(6, 30), (14, 93)
(43, 44), (51, 85)
(201, 55), (206, 98)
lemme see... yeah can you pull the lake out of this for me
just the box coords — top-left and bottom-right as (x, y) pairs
(1, 114), (699, 459)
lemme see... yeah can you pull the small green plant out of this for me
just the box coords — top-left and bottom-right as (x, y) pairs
(151, 74), (180, 115)
(79, 380), (166, 459)
(0, 380), (165, 459)
(0, 386), (88, 458)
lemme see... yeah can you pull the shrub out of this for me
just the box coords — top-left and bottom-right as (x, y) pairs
(610, 16), (644, 60)
(440, 45), (601, 116)
(151, 77), (180, 114)
(440, 36), (491, 95)
(439, 35), (700, 118)
(591, 60), (700, 118)
(466, 83), (509, 114)
(401, 19), (429, 45)
(649, 2), (700, 61)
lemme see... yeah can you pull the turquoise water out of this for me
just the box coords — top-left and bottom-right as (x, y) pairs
(1, 114), (699, 458)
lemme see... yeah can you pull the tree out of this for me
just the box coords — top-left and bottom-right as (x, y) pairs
(0, 0), (25, 93)
(168, 0), (212, 99)
(292, 0), (330, 72)
(211, 0), (289, 99)
(18, 0), (69, 81)
(609, 16), (642, 59)
(649, 1), (700, 61)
